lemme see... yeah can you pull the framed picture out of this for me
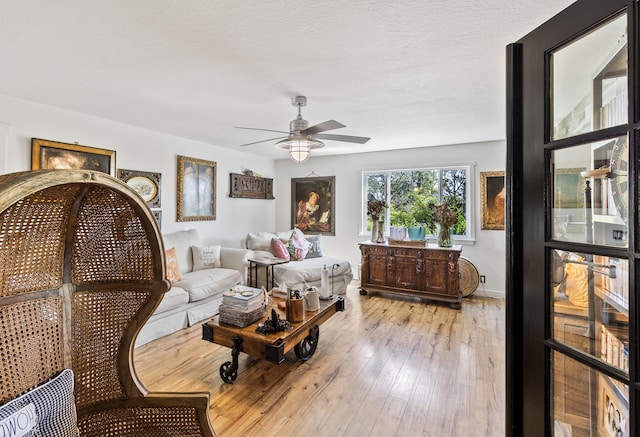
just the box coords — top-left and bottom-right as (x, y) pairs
(177, 155), (216, 222)
(31, 138), (116, 176)
(554, 167), (586, 219)
(480, 171), (505, 230)
(117, 168), (162, 208)
(152, 210), (162, 229)
(291, 176), (335, 236)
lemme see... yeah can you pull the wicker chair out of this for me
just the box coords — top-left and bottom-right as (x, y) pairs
(0, 170), (216, 436)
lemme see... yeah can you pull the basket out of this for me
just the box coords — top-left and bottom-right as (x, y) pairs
(219, 304), (266, 327)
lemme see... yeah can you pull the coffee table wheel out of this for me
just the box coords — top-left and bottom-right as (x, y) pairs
(220, 361), (237, 383)
(295, 325), (319, 361)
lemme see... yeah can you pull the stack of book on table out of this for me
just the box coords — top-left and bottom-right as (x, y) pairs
(219, 285), (266, 327)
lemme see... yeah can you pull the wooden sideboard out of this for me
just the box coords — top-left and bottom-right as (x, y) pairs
(359, 240), (462, 309)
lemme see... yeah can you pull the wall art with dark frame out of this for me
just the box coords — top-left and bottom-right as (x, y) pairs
(117, 168), (162, 208)
(31, 138), (116, 176)
(291, 175), (335, 236)
(177, 155), (216, 222)
(480, 171), (505, 230)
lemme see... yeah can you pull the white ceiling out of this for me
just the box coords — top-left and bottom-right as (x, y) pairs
(0, 0), (575, 160)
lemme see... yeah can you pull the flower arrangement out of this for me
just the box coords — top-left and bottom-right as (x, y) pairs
(367, 196), (388, 221)
(430, 203), (457, 247)
(430, 203), (457, 227)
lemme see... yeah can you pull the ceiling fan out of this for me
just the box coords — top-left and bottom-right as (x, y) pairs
(236, 95), (370, 163)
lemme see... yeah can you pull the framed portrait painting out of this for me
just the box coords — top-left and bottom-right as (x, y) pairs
(117, 168), (162, 208)
(31, 138), (116, 176)
(291, 176), (335, 236)
(177, 155), (216, 222)
(480, 171), (505, 230)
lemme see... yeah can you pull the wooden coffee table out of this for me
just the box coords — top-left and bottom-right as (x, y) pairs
(202, 295), (345, 383)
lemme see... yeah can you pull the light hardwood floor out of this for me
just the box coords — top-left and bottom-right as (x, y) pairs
(134, 284), (505, 437)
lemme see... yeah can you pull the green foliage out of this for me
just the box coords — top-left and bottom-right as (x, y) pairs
(365, 168), (468, 237)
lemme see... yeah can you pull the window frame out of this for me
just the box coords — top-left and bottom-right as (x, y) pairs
(361, 162), (476, 244)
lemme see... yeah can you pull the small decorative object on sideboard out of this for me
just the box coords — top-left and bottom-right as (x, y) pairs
(430, 203), (457, 247)
(367, 195), (388, 243)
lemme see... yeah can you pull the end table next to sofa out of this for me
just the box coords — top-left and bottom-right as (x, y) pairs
(248, 257), (289, 289)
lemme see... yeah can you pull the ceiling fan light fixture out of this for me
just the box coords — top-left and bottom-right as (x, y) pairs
(276, 135), (324, 163)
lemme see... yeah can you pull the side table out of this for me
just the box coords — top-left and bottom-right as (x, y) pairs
(248, 257), (289, 289)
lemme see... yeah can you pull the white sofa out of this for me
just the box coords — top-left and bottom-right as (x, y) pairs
(245, 230), (353, 295)
(136, 229), (252, 346)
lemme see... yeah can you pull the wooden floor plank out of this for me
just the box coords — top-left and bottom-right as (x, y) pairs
(134, 283), (505, 437)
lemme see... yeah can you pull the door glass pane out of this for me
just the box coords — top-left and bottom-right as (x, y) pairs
(551, 136), (628, 247)
(551, 13), (627, 140)
(551, 249), (628, 374)
(552, 351), (629, 436)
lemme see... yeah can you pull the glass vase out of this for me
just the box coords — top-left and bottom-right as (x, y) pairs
(371, 219), (379, 242)
(376, 220), (385, 243)
(437, 224), (452, 247)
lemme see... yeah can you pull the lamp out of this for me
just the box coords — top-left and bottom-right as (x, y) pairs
(275, 135), (324, 164)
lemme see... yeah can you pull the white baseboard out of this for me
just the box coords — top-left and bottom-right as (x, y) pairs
(472, 287), (504, 299)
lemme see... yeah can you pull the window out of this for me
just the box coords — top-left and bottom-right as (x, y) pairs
(362, 164), (474, 241)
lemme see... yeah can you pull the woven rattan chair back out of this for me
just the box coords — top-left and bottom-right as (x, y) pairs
(0, 170), (215, 436)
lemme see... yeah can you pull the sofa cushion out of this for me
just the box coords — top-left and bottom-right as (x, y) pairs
(0, 368), (79, 437)
(155, 286), (190, 314)
(287, 229), (312, 261)
(271, 238), (290, 261)
(305, 235), (323, 259)
(274, 256), (352, 285)
(246, 232), (277, 252)
(175, 268), (242, 302)
(192, 245), (222, 270)
(163, 229), (201, 274)
(165, 247), (183, 283)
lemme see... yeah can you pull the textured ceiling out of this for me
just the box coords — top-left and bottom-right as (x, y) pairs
(0, 1), (575, 160)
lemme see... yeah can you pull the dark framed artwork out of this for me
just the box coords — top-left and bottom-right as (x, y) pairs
(177, 155), (216, 222)
(554, 167), (586, 211)
(117, 168), (162, 208)
(152, 210), (162, 229)
(291, 176), (335, 236)
(31, 138), (116, 176)
(480, 171), (505, 230)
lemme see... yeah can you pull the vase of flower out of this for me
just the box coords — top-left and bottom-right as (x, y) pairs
(437, 224), (452, 247)
(376, 220), (385, 243)
(430, 203), (457, 247)
(371, 219), (379, 242)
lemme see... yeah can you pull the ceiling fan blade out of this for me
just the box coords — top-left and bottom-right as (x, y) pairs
(238, 136), (288, 147)
(235, 126), (289, 134)
(301, 120), (345, 135)
(311, 133), (371, 144)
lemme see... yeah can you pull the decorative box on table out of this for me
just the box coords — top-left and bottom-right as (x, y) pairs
(219, 304), (266, 327)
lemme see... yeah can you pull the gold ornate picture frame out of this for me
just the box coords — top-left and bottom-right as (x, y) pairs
(31, 138), (116, 176)
(177, 155), (216, 222)
(480, 171), (505, 230)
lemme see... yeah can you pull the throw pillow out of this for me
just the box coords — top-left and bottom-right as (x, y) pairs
(165, 247), (183, 283)
(192, 245), (222, 270)
(271, 238), (290, 261)
(287, 229), (313, 261)
(305, 235), (323, 258)
(0, 368), (79, 437)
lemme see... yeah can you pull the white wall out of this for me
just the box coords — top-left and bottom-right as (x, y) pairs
(0, 92), (506, 296)
(275, 141), (506, 297)
(0, 93), (277, 247)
